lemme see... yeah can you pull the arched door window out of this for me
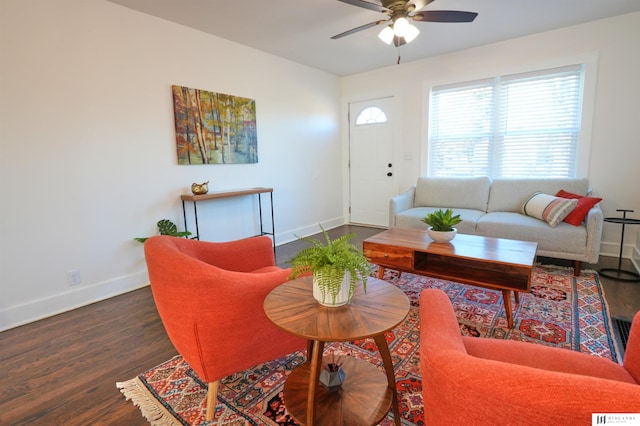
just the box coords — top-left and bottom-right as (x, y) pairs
(355, 106), (388, 125)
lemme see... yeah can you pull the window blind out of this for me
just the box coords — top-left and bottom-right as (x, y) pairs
(428, 64), (584, 178)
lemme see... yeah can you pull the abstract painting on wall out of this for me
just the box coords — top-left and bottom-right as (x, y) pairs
(172, 85), (258, 165)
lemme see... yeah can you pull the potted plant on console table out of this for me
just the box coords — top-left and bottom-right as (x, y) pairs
(422, 208), (462, 243)
(288, 226), (372, 307)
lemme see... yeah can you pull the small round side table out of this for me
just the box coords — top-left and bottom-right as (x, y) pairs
(599, 209), (640, 282)
(264, 276), (409, 426)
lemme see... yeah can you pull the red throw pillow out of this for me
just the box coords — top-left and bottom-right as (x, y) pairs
(555, 189), (602, 226)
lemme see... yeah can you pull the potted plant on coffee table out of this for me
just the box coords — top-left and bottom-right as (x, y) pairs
(288, 226), (372, 307)
(422, 208), (462, 243)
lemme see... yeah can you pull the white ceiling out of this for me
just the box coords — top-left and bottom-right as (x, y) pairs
(106, 0), (640, 76)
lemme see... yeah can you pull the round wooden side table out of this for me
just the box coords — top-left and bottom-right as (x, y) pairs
(264, 276), (409, 426)
(600, 209), (640, 282)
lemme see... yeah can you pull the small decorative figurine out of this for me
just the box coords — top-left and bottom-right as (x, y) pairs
(191, 181), (209, 195)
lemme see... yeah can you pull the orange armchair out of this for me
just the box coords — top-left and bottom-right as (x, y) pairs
(419, 288), (640, 425)
(144, 235), (305, 421)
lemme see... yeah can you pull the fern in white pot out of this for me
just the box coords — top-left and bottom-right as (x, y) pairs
(288, 226), (372, 307)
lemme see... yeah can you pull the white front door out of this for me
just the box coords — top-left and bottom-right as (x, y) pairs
(349, 98), (395, 227)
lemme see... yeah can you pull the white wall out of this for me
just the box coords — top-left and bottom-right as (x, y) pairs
(0, 0), (343, 330)
(341, 12), (640, 260)
(633, 228), (640, 274)
(3, 3), (639, 332)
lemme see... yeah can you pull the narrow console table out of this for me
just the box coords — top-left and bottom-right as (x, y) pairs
(180, 187), (275, 250)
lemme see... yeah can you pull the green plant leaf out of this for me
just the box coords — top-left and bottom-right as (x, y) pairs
(157, 219), (178, 235)
(421, 208), (462, 231)
(134, 219), (192, 243)
(288, 225), (372, 301)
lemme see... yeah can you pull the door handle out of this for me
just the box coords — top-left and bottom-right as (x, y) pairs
(388, 163), (393, 167)
(387, 172), (393, 177)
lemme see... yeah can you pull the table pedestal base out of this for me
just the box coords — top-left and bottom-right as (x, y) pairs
(599, 267), (640, 282)
(283, 355), (392, 426)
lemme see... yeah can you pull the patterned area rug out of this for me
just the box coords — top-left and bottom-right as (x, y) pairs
(117, 265), (620, 426)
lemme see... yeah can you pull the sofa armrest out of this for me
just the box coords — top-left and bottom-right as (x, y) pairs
(389, 185), (416, 227)
(419, 289), (467, 354)
(583, 203), (604, 263)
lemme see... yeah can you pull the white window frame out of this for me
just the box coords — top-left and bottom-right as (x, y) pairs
(355, 105), (388, 125)
(421, 54), (598, 179)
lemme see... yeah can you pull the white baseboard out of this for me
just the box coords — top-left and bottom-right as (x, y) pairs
(632, 244), (640, 275)
(599, 241), (640, 275)
(599, 241), (636, 259)
(0, 219), (349, 332)
(276, 217), (346, 246)
(0, 271), (149, 332)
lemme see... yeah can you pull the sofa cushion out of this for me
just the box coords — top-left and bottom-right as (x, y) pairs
(394, 207), (483, 234)
(414, 177), (491, 211)
(522, 192), (578, 227)
(556, 189), (603, 226)
(487, 178), (589, 213)
(477, 212), (587, 255)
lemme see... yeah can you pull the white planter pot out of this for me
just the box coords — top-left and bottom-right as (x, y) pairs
(313, 271), (352, 307)
(428, 227), (457, 243)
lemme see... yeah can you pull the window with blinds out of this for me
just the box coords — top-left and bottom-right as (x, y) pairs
(428, 64), (584, 178)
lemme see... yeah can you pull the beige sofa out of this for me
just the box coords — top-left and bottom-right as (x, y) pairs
(390, 177), (603, 275)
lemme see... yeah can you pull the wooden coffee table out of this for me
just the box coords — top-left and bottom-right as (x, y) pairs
(363, 228), (537, 328)
(263, 276), (409, 426)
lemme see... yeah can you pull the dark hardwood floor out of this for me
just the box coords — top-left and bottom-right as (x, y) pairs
(1, 224), (638, 425)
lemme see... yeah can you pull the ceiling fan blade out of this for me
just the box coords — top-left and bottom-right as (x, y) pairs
(413, 10), (478, 23)
(337, 0), (389, 14)
(406, 0), (435, 12)
(331, 19), (388, 39)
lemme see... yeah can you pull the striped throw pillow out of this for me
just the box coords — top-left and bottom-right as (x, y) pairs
(522, 192), (578, 227)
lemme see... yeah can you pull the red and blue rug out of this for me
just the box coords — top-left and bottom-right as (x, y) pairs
(117, 265), (620, 425)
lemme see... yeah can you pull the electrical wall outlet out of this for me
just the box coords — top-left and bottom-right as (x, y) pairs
(67, 269), (82, 286)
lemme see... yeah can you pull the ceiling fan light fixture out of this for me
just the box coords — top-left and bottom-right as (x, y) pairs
(393, 17), (410, 37)
(378, 26), (395, 45)
(332, 0), (478, 51)
(403, 23), (420, 43)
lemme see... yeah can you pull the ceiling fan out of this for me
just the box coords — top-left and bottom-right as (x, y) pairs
(332, 0), (478, 47)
